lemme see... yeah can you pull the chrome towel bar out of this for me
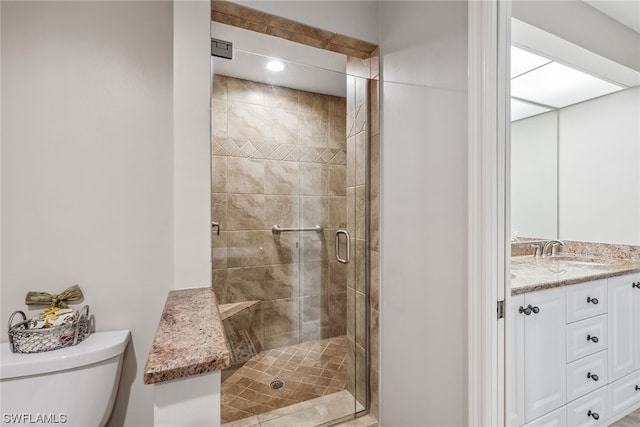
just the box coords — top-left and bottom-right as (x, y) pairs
(271, 224), (323, 234)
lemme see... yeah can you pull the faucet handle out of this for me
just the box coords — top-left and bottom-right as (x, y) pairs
(542, 239), (566, 256)
(531, 244), (541, 257)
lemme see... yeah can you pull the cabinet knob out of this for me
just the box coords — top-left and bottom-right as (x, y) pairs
(586, 334), (599, 343)
(587, 410), (599, 420)
(633, 282), (640, 289)
(635, 385), (639, 391)
(519, 305), (540, 315)
(586, 296), (599, 304)
(587, 372), (599, 382)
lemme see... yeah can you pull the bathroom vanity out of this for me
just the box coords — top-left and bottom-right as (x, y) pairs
(510, 252), (640, 427)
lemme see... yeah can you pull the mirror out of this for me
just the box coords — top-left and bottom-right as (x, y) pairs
(510, 9), (640, 246)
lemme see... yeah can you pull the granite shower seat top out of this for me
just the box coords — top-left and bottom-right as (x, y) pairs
(143, 287), (231, 384)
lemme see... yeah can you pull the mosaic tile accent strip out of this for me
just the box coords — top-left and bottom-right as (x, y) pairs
(227, 329), (258, 367)
(221, 335), (348, 423)
(212, 137), (347, 165)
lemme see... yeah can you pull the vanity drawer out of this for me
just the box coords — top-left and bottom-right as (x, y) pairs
(566, 387), (608, 427)
(608, 370), (640, 419)
(567, 315), (607, 362)
(567, 279), (607, 323)
(567, 351), (608, 402)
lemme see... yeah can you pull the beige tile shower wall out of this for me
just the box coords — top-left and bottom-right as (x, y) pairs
(345, 53), (377, 409)
(368, 48), (380, 422)
(211, 75), (347, 351)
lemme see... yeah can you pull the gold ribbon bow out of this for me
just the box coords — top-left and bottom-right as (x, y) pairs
(25, 285), (84, 309)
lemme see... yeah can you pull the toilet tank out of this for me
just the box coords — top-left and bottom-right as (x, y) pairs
(1, 330), (130, 427)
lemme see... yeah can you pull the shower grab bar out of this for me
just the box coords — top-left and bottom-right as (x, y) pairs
(272, 224), (323, 234)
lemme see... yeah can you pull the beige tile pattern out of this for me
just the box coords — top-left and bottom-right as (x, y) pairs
(211, 1), (378, 60)
(212, 76), (347, 350)
(221, 336), (349, 423)
(210, 21), (381, 415)
(344, 62), (375, 412)
(367, 64), (381, 420)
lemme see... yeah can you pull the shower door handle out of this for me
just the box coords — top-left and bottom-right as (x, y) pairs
(335, 229), (350, 264)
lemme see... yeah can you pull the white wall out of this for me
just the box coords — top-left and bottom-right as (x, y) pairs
(379, 1), (469, 425)
(173, 0), (212, 289)
(1, 2), (174, 426)
(234, 1), (379, 44)
(511, 111), (558, 240)
(559, 86), (640, 245)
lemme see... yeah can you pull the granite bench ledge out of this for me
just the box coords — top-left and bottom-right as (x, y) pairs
(143, 287), (231, 385)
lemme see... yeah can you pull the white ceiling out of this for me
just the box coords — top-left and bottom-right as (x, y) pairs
(212, 3), (639, 105)
(212, 22), (347, 98)
(583, 0), (640, 34)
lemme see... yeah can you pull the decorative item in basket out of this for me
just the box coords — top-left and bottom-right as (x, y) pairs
(7, 285), (90, 354)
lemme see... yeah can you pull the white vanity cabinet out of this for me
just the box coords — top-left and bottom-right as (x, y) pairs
(607, 273), (640, 421)
(513, 287), (567, 424)
(608, 273), (640, 381)
(514, 273), (640, 427)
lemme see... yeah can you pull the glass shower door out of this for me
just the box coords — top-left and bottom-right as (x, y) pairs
(212, 48), (368, 425)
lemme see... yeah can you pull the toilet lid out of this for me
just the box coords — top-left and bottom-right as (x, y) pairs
(1, 329), (130, 380)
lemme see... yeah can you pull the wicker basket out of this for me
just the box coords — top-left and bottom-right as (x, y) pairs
(7, 305), (89, 354)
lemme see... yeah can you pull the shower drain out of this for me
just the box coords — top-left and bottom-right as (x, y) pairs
(269, 379), (285, 390)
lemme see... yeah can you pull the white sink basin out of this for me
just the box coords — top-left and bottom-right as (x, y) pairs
(547, 257), (609, 267)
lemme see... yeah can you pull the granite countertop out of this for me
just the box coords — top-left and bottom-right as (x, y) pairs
(511, 254), (640, 295)
(143, 287), (231, 385)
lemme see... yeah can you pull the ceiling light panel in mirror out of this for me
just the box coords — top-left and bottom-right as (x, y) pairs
(510, 8), (640, 245)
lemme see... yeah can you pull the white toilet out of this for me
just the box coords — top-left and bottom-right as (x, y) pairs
(1, 330), (130, 427)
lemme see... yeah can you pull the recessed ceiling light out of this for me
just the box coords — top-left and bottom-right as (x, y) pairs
(266, 60), (286, 72)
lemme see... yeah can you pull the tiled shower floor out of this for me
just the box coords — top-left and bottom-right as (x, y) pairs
(221, 336), (350, 424)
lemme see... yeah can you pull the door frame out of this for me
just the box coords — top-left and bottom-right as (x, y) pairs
(468, 1), (511, 426)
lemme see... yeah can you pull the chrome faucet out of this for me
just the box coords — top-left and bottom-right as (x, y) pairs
(530, 244), (542, 257)
(542, 240), (565, 257)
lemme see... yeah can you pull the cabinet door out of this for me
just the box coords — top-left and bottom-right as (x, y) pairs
(524, 287), (567, 422)
(508, 294), (525, 427)
(608, 370), (640, 420)
(608, 274), (639, 381)
(522, 406), (566, 427)
(633, 273), (640, 372)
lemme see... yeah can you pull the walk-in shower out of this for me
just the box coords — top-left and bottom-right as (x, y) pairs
(210, 22), (373, 426)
